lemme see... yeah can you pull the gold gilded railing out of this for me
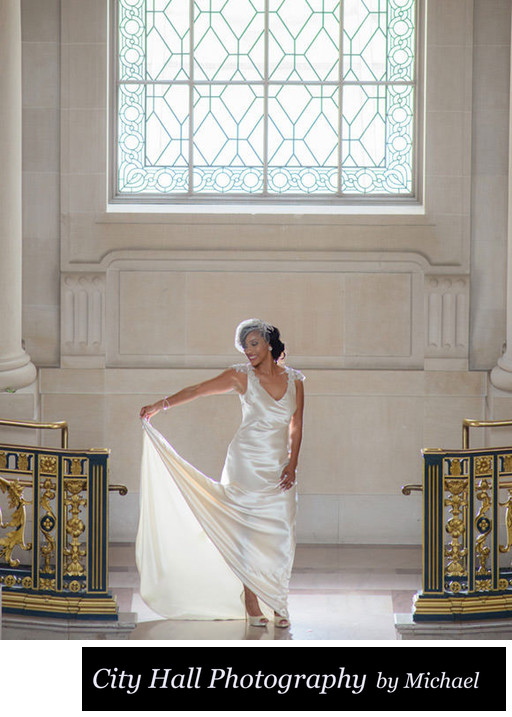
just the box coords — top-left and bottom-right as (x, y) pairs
(0, 419), (127, 619)
(403, 419), (512, 621)
(0, 417), (69, 448)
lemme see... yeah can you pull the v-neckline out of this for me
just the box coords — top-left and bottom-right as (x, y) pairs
(250, 365), (289, 402)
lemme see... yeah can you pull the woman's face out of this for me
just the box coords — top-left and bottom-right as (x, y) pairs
(243, 330), (270, 366)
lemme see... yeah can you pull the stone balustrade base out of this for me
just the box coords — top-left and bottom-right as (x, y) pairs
(1, 612), (137, 640)
(395, 612), (512, 640)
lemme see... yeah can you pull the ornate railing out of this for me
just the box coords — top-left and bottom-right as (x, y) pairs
(0, 419), (127, 620)
(404, 419), (512, 621)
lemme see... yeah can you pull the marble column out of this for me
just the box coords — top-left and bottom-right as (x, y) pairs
(490, 11), (512, 390)
(0, 0), (36, 390)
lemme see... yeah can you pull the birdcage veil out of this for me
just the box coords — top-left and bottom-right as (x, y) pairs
(234, 318), (273, 353)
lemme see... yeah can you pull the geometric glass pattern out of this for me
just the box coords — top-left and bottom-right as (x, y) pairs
(116, 0), (416, 198)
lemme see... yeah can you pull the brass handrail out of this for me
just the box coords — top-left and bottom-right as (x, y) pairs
(402, 484), (422, 494)
(0, 418), (68, 449)
(0, 479), (128, 494)
(109, 484), (128, 495)
(462, 418), (512, 449)
(402, 480), (512, 495)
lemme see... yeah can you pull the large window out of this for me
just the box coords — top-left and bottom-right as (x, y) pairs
(114, 0), (418, 201)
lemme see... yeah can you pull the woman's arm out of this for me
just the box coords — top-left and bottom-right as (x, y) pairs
(279, 380), (304, 491)
(140, 368), (246, 420)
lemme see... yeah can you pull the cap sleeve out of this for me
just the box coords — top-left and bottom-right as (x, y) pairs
(287, 367), (305, 382)
(230, 363), (252, 375)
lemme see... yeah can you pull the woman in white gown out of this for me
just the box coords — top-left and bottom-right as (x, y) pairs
(138, 319), (305, 628)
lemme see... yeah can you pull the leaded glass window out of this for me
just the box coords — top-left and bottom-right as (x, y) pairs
(115, 0), (417, 200)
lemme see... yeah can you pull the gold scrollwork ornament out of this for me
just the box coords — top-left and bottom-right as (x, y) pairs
(475, 457), (493, 476)
(64, 480), (87, 577)
(0, 476), (32, 567)
(502, 455), (512, 473)
(499, 490), (512, 553)
(40, 578), (55, 591)
(449, 459), (463, 476)
(17, 454), (29, 472)
(40, 455), (57, 474)
(476, 579), (492, 592)
(445, 542), (467, 577)
(70, 458), (83, 476)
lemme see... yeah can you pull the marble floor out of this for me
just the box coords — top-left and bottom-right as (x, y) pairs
(111, 543), (422, 641)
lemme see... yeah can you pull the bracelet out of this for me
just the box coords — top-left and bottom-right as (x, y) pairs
(162, 398), (171, 411)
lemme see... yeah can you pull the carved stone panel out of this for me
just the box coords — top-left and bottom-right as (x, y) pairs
(61, 274), (105, 366)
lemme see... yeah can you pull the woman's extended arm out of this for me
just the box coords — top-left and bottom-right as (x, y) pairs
(139, 368), (245, 421)
(279, 380), (304, 491)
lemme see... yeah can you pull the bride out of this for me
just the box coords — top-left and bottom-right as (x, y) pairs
(138, 318), (305, 628)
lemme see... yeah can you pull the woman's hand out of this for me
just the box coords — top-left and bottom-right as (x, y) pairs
(139, 402), (162, 421)
(279, 463), (297, 491)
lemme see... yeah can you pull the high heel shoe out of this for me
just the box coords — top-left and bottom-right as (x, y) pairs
(274, 614), (290, 629)
(246, 613), (269, 627)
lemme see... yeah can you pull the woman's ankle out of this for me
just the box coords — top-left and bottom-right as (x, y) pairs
(244, 588), (263, 616)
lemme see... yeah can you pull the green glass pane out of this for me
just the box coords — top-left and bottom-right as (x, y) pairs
(118, 82), (189, 193)
(343, 0), (387, 81)
(194, 0), (264, 81)
(146, 0), (190, 81)
(268, 0), (340, 81)
(119, 0), (145, 81)
(342, 84), (387, 167)
(145, 84), (189, 167)
(343, 0), (415, 82)
(387, 0), (416, 82)
(268, 84), (338, 193)
(193, 83), (264, 193)
(341, 84), (414, 194)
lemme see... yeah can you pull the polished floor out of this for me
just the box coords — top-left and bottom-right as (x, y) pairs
(110, 543), (422, 641)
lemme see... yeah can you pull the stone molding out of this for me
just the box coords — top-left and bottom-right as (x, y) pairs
(60, 257), (471, 370)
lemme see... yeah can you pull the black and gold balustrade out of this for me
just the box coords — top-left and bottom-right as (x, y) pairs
(404, 419), (512, 621)
(0, 419), (127, 620)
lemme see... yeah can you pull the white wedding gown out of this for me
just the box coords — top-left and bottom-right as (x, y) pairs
(136, 363), (304, 620)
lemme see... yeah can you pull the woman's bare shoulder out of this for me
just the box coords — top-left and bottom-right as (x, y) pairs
(227, 364), (249, 393)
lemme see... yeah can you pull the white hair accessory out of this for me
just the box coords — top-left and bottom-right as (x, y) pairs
(234, 318), (273, 353)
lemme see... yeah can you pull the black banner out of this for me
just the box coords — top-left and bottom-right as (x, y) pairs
(82, 645), (506, 712)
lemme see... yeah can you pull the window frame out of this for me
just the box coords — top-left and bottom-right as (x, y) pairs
(108, 0), (425, 209)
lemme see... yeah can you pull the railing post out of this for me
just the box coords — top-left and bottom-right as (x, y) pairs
(413, 445), (512, 621)
(421, 450), (444, 598)
(0, 430), (126, 619)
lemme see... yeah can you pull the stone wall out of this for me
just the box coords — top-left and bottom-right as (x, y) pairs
(4, 0), (511, 544)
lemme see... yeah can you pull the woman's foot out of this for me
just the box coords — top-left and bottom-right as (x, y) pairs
(247, 614), (269, 627)
(274, 613), (290, 629)
(244, 587), (268, 627)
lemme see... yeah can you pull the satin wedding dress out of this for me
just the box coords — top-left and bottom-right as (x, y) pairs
(136, 363), (304, 620)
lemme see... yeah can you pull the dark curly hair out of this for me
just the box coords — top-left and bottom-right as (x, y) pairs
(266, 325), (286, 361)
